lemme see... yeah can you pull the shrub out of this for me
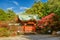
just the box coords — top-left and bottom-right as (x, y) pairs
(0, 27), (11, 37)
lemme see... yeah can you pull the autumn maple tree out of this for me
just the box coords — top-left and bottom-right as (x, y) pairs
(37, 13), (60, 34)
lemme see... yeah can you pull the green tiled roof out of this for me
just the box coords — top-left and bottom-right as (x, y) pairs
(18, 14), (39, 21)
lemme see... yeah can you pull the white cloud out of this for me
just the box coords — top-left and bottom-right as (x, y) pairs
(20, 7), (29, 10)
(7, 7), (13, 10)
(13, 1), (19, 5)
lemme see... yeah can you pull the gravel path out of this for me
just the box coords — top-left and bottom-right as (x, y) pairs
(0, 35), (60, 40)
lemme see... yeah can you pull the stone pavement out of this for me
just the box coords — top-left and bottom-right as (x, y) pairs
(0, 35), (60, 40)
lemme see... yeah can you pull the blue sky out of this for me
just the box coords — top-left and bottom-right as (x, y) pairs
(0, 0), (47, 14)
